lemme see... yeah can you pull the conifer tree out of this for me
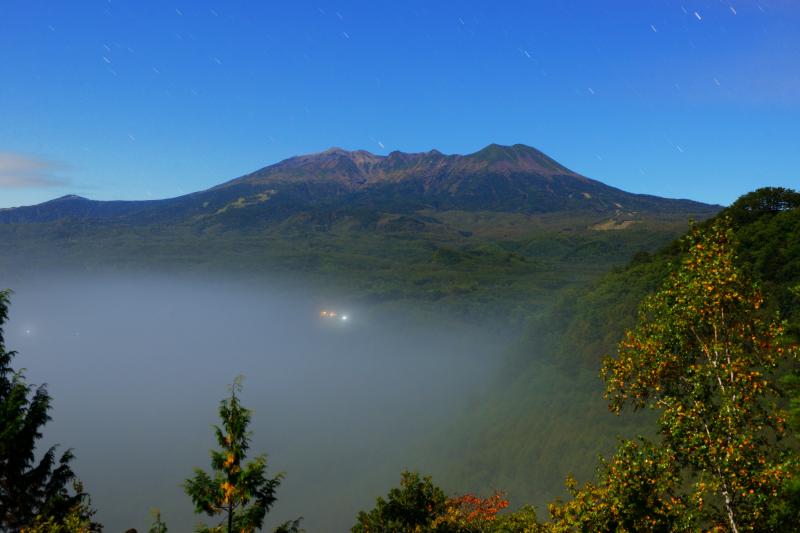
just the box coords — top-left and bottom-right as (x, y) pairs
(184, 377), (301, 533)
(147, 508), (168, 533)
(0, 289), (96, 531)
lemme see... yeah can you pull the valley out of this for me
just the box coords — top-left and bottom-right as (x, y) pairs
(0, 145), (732, 530)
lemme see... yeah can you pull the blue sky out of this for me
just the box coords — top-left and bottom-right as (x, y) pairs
(0, 0), (798, 207)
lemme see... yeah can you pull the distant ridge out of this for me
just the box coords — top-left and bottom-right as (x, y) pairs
(0, 144), (720, 225)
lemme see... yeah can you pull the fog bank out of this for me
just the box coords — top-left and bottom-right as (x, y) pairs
(3, 274), (504, 531)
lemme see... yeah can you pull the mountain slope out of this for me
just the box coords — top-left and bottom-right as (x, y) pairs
(430, 187), (800, 511)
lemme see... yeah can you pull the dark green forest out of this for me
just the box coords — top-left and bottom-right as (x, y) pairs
(2, 188), (799, 532)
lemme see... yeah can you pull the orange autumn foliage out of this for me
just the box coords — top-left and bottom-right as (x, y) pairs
(434, 491), (510, 529)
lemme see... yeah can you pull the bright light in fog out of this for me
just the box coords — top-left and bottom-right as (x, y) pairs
(320, 309), (349, 322)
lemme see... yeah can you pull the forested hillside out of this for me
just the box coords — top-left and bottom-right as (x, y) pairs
(2, 189), (796, 532)
(427, 188), (800, 517)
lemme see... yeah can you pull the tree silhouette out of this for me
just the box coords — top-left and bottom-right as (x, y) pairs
(0, 289), (97, 531)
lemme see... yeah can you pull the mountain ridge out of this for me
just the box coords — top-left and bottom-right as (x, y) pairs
(0, 144), (720, 227)
(217, 143), (585, 190)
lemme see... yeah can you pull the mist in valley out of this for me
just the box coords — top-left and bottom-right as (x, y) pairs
(2, 273), (507, 532)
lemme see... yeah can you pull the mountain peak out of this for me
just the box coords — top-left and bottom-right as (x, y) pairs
(47, 194), (88, 203)
(320, 146), (352, 155)
(312, 147), (382, 166)
(317, 146), (379, 158)
(468, 144), (576, 176)
(472, 143), (544, 160)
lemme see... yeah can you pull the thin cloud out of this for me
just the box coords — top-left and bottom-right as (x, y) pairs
(0, 152), (70, 188)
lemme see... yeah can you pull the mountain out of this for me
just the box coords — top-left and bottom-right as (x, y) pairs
(0, 144), (718, 226)
(0, 144), (722, 320)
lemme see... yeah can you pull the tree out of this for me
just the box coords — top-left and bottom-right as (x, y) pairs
(726, 187), (800, 225)
(547, 439), (690, 532)
(432, 490), (511, 532)
(353, 471), (540, 533)
(0, 289), (97, 531)
(21, 481), (99, 533)
(598, 219), (797, 532)
(147, 508), (168, 533)
(352, 470), (447, 532)
(184, 377), (300, 533)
